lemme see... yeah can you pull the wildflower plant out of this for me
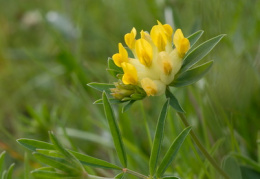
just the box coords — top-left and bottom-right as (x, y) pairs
(16, 21), (232, 179)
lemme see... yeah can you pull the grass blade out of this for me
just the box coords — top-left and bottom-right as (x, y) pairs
(0, 151), (6, 175)
(156, 126), (192, 177)
(180, 34), (225, 73)
(102, 92), (127, 167)
(149, 99), (169, 176)
(6, 163), (15, 179)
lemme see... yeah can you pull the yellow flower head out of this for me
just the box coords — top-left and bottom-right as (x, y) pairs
(121, 62), (138, 85)
(112, 43), (129, 67)
(173, 29), (190, 58)
(150, 20), (173, 52)
(124, 27), (137, 49)
(135, 38), (153, 67)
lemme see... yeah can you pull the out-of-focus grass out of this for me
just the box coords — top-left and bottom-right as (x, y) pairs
(0, 0), (260, 178)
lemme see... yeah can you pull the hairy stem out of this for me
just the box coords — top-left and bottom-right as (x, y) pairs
(177, 112), (230, 179)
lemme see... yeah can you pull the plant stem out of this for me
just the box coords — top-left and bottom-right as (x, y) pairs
(177, 112), (230, 179)
(123, 168), (149, 179)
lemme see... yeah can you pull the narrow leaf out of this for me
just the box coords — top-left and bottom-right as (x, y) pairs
(102, 92), (127, 167)
(222, 156), (242, 179)
(187, 30), (204, 49)
(165, 88), (184, 113)
(115, 172), (125, 179)
(87, 82), (115, 92)
(0, 151), (6, 174)
(17, 139), (55, 151)
(156, 126), (192, 177)
(6, 163), (15, 179)
(180, 34), (225, 73)
(149, 100), (169, 176)
(122, 101), (135, 113)
(108, 58), (123, 73)
(94, 98), (123, 105)
(171, 61), (213, 87)
(33, 152), (78, 174)
(17, 138), (121, 170)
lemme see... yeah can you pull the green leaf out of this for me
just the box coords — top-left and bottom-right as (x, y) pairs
(114, 172), (125, 179)
(6, 163), (15, 179)
(33, 152), (79, 174)
(240, 166), (260, 179)
(94, 98), (123, 105)
(187, 30), (204, 49)
(17, 138), (122, 170)
(0, 151), (6, 174)
(232, 153), (260, 173)
(102, 92), (127, 167)
(156, 126), (192, 177)
(108, 58), (123, 73)
(165, 88), (184, 113)
(17, 139), (55, 151)
(222, 156), (242, 179)
(171, 61), (213, 87)
(31, 168), (72, 178)
(49, 132), (83, 170)
(122, 100), (135, 113)
(180, 34), (225, 73)
(149, 99), (169, 176)
(87, 82), (115, 92)
(162, 177), (180, 179)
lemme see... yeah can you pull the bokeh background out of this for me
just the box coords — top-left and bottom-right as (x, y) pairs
(0, 0), (260, 178)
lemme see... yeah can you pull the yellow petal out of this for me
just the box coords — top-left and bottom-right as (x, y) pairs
(121, 62), (138, 85)
(157, 51), (173, 75)
(124, 27), (136, 49)
(112, 43), (128, 67)
(141, 78), (157, 96)
(119, 43), (128, 60)
(150, 25), (167, 51)
(135, 39), (153, 67)
(163, 24), (173, 39)
(173, 29), (190, 57)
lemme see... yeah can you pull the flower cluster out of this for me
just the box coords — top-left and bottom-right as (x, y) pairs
(111, 21), (190, 98)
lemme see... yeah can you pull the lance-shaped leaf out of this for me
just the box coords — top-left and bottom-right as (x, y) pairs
(94, 98), (123, 105)
(149, 99), (169, 176)
(115, 172), (125, 179)
(107, 58), (124, 78)
(162, 177), (180, 179)
(49, 132), (84, 170)
(87, 82), (115, 92)
(6, 163), (15, 179)
(0, 151), (6, 174)
(187, 30), (204, 49)
(122, 100), (135, 113)
(156, 126), (192, 177)
(102, 92), (127, 167)
(33, 152), (79, 174)
(17, 138), (122, 170)
(222, 156), (242, 179)
(171, 61), (213, 88)
(180, 34), (225, 74)
(31, 167), (74, 178)
(165, 88), (184, 113)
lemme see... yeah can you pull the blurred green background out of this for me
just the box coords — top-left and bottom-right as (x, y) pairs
(0, 0), (260, 178)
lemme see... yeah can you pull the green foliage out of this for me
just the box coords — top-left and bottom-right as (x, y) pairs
(0, 151), (15, 179)
(102, 92), (128, 168)
(222, 156), (242, 179)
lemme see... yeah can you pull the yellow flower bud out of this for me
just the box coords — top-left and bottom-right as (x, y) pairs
(135, 38), (153, 67)
(112, 43), (128, 67)
(124, 27), (137, 49)
(121, 62), (138, 85)
(173, 29), (190, 58)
